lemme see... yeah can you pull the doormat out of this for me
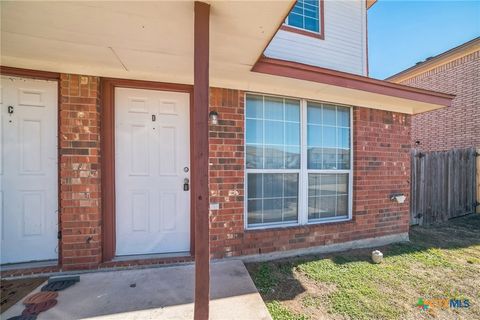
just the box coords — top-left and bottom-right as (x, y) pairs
(5, 315), (37, 320)
(0, 278), (47, 314)
(22, 299), (57, 316)
(41, 280), (77, 292)
(23, 292), (58, 305)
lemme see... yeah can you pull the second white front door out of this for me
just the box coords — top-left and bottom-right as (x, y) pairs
(115, 88), (190, 256)
(0, 76), (58, 264)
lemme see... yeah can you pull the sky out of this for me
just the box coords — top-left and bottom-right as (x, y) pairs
(368, 0), (480, 79)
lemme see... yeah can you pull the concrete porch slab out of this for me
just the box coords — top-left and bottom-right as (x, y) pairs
(2, 260), (271, 320)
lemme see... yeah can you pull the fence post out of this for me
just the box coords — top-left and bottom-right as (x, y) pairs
(477, 148), (480, 214)
(410, 149), (417, 225)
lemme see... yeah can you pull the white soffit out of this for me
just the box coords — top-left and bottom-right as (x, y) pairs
(1, 0), (293, 84)
(1, 0), (446, 114)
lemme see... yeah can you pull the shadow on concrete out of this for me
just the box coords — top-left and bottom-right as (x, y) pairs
(2, 260), (271, 320)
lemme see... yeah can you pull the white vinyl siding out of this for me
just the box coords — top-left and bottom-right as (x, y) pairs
(265, 0), (367, 75)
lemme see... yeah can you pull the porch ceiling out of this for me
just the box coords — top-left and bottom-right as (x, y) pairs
(1, 0), (293, 84)
(1, 1), (452, 114)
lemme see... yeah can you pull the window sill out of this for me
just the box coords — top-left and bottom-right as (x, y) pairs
(245, 217), (352, 232)
(280, 25), (324, 40)
(246, 221), (300, 231)
(307, 216), (351, 226)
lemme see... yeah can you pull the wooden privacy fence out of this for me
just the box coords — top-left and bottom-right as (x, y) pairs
(410, 147), (478, 225)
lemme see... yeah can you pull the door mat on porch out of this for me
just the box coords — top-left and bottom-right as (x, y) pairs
(41, 279), (77, 292)
(5, 315), (37, 320)
(0, 278), (47, 314)
(22, 299), (57, 316)
(23, 292), (58, 305)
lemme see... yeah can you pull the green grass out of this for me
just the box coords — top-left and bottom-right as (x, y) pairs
(301, 295), (322, 309)
(251, 263), (276, 294)
(297, 254), (403, 319)
(266, 301), (309, 320)
(247, 214), (480, 320)
(467, 257), (480, 264)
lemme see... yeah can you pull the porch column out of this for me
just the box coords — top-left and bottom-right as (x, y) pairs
(193, 2), (210, 320)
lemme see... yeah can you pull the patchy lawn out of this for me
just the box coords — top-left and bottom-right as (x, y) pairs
(247, 214), (480, 320)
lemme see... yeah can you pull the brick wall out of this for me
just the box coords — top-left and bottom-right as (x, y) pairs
(208, 88), (411, 259)
(1, 78), (412, 276)
(399, 51), (479, 151)
(59, 74), (102, 270)
(208, 88), (246, 257)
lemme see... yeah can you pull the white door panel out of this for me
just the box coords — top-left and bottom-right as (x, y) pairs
(115, 88), (190, 256)
(0, 84), (3, 248)
(1, 76), (58, 264)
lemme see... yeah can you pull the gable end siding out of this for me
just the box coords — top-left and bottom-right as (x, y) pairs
(265, 0), (367, 76)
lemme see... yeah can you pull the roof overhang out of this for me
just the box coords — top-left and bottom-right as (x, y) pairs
(366, 0), (378, 9)
(1, 1), (453, 115)
(250, 57), (454, 114)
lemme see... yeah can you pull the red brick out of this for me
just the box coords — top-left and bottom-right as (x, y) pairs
(399, 51), (479, 151)
(208, 88), (411, 258)
(59, 74), (102, 268)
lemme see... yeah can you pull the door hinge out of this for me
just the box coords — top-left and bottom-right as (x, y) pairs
(58, 230), (62, 240)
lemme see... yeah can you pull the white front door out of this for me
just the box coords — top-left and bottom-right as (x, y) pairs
(0, 76), (58, 264)
(115, 88), (190, 256)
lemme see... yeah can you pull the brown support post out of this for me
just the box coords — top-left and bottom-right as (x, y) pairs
(193, 2), (210, 320)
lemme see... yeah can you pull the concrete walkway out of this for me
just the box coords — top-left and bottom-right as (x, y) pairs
(2, 260), (271, 320)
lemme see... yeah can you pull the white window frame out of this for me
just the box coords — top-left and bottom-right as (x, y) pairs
(244, 93), (353, 230)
